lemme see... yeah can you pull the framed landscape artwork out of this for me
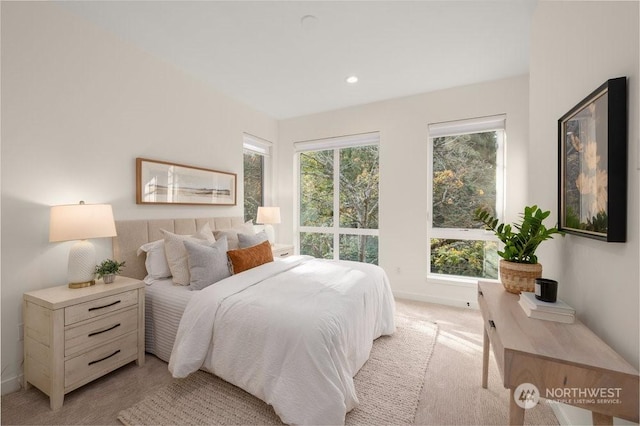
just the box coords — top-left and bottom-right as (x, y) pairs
(136, 158), (237, 206)
(558, 77), (627, 242)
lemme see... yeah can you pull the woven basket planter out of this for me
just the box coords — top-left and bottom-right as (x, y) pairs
(499, 260), (542, 294)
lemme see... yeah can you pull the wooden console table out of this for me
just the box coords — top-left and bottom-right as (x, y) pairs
(478, 281), (639, 425)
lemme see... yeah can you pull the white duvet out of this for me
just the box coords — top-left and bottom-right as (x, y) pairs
(169, 255), (395, 425)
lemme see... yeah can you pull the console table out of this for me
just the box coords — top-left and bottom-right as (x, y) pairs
(478, 281), (639, 425)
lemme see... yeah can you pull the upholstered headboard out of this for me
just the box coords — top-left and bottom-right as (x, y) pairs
(112, 217), (245, 280)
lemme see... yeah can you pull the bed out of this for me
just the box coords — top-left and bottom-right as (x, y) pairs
(113, 217), (396, 425)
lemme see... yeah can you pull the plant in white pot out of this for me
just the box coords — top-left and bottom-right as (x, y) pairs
(95, 259), (126, 284)
(474, 205), (563, 294)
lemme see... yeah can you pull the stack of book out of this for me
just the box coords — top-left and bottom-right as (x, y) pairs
(518, 292), (575, 323)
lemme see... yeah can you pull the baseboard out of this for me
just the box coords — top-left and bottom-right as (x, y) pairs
(2, 373), (22, 396)
(393, 290), (479, 309)
(549, 401), (572, 425)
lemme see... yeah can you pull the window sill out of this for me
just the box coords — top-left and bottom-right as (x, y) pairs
(426, 274), (499, 288)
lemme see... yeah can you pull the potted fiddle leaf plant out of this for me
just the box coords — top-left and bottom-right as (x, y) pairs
(474, 205), (563, 294)
(95, 259), (126, 284)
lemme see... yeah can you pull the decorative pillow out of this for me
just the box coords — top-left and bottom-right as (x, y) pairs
(137, 239), (172, 284)
(161, 223), (215, 286)
(184, 236), (230, 291)
(227, 240), (274, 274)
(238, 230), (269, 249)
(213, 220), (255, 250)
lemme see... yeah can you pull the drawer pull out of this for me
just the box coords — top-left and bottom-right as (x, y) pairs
(488, 320), (496, 329)
(88, 300), (121, 312)
(88, 323), (121, 337)
(279, 253), (289, 257)
(88, 349), (120, 366)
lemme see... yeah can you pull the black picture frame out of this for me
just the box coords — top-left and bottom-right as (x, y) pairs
(558, 77), (627, 242)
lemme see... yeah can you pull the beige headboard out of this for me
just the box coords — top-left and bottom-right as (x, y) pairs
(112, 217), (245, 280)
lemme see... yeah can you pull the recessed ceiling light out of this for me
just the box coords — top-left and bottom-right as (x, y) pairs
(300, 15), (318, 30)
(346, 76), (359, 84)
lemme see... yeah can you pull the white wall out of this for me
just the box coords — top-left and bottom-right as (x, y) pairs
(529, 1), (639, 368)
(0, 2), (277, 393)
(277, 75), (530, 307)
(529, 2), (639, 423)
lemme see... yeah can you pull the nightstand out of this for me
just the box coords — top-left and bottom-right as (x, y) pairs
(23, 276), (145, 410)
(271, 243), (294, 258)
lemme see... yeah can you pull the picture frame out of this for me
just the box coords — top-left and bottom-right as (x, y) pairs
(136, 158), (237, 206)
(558, 77), (627, 242)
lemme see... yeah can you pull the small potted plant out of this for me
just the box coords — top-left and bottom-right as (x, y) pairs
(95, 259), (126, 284)
(474, 205), (563, 294)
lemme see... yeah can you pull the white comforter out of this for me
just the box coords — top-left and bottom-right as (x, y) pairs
(168, 255), (395, 425)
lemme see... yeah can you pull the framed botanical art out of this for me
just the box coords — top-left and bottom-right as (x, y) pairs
(136, 158), (237, 206)
(558, 77), (627, 242)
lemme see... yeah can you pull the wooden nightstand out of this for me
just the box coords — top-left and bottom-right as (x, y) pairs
(271, 243), (294, 258)
(23, 276), (145, 410)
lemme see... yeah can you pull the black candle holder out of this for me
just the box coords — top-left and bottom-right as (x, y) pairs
(535, 278), (558, 303)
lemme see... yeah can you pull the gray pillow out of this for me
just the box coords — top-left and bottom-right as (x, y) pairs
(184, 236), (230, 290)
(161, 224), (215, 286)
(238, 230), (269, 249)
(213, 221), (255, 250)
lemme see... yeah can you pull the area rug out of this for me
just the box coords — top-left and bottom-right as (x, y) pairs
(118, 315), (438, 425)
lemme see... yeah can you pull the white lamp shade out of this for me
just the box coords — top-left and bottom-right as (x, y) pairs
(256, 207), (281, 224)
(49, 202), (117, 287)
(49, 203), (117, 242)
(257, 207), (280, 245)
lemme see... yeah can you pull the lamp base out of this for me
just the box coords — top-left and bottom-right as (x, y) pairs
(68, 280), (95, 289)
(264, 224), (275, 245)
(67, 240), (97, 288)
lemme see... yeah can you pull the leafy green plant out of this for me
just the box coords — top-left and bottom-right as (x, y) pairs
(95, 259), (126, 279)
(474, 205), (563, 264)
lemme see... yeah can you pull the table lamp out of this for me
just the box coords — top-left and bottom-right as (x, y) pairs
(256, 206), (280, 246)
(49, 201), (117, 288)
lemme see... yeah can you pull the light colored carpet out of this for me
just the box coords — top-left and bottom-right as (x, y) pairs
(1, 299), (559, 425)
(404, 299), (559, 426)
(117, 315), (438, 425)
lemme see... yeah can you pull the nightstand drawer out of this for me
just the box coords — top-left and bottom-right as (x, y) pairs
(64, 289), (138, 325)
(65, 307), (138, 357)
(272, 244), (293, 258)
(64, 332), (138, 389)
(273, 248), (291, 257)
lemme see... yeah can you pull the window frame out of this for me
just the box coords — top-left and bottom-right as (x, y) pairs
(295, 132), (380, 262)
(427, 115), (506, 279)
(243, 134), (273, 222)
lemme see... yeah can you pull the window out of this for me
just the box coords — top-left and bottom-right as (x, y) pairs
(243, 134), (272, 223)
(296, 133), (379, 264)
(428, 115), (506, 279)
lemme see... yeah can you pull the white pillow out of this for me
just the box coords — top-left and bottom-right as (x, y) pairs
(161, 223), (215, 286)
(213, 220), (255, 250)
(137, 239), (172, 284)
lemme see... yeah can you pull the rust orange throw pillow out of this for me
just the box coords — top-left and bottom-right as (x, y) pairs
(227, 240), (274, 274)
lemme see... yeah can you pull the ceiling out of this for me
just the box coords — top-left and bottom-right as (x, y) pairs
(57, 1), (536, 120)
